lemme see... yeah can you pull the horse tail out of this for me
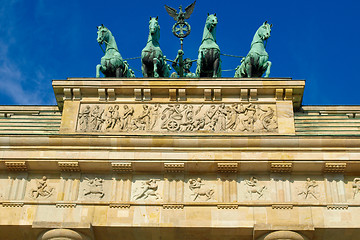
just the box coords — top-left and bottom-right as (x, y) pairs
(209, 189), (215, 196)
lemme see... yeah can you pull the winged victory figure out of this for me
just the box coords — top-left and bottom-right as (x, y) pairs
(165, 1), (196, 23)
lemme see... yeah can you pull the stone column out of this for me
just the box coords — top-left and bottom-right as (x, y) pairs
(37, 229), (91, 240)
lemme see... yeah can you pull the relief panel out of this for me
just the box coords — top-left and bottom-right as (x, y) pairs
(238, 175), (271, 201)
(184, 176), (218, 202)
(292, 176), (326, 202)
(24, 174), (58, 201)
(131, 175), (164, 202)
(76, 103), (278, 134)
(79, 175), (112, 201)
(344, 176), (360, 202)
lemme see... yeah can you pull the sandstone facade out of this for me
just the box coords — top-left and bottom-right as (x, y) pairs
(0, 78), (359, 240)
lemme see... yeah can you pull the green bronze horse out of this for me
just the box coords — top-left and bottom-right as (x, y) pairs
(96, 24), (135, 78)
(141, 17), (170, 78)
(196, 13), (221, 78)
(235, 21), (272, 78)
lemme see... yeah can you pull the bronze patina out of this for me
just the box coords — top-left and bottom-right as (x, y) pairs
(96, 25), (135, 78)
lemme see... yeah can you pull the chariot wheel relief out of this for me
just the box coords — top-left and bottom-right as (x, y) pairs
(167, 120), (180, 131)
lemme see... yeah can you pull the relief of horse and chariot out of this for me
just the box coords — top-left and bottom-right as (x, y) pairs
(95, 1), (273, 79)
(77, 103), (278, 134)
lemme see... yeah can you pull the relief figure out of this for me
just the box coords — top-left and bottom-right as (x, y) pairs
(244, 177), (266, 200)
(78, 105), (91, 131)
(188, 178), (214, 201)
(133, 179), (161, 200)
(30, 176), (54, 199)
(298, 178), (318, 200)
(353, 178), (360, 199)
(83, 177), (105, 199)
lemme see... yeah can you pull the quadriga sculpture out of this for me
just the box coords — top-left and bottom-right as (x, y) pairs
(96, 25), (135, 78)
(235, 21), (272, 78)
(141, 17), (170, 78)
(196, 13), (221, 78)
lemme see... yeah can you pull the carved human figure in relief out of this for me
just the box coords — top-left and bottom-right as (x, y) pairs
(241, 103), (257, 132)
(30, 176), (54, 199)
(149, 104), (161, 130)
(244, 177), (266, 200)
(83, 177), (105, 199)
(78, 105), (91, 131)
(120, 105), (134, 130)
(298, 178), (318, 200)
(352, 178), (360, 199)
(90, 105), (104, 131)
(104, 105), (121, 130)
(226, 103), (244, 131)
(133, 105), (151, 130)
(134, 179), (161, 200)
(188, 178), (214, 201)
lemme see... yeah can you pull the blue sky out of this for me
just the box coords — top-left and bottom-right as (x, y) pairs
(0, 0), (359, 106)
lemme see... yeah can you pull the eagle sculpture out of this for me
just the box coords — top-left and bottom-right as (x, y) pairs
(165, 1), (196, 23)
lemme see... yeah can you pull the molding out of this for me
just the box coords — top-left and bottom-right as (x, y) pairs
(111, 162), (133, 172)
(56, 203), (77, 208)
(272, 204), (293, 210)
(217, 204), (238, 209)
(164, 163), (185, 173)
(163, 204), (184, 209)
(324, 163), (347, 173)
(2, 202), (24, 207)
(109, 204), (131, 208)
(327, 204), (348, 210)
(270, 162), (292, 173)
(5, 161), (27, 171)
(217, 162), (238, 173)
(58, 161), (80, 172)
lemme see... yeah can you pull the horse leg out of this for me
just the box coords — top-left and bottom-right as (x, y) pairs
(213, 58), (220, 78)
(153, 58), (159, 78)
(195, 51), (203, 77)
(142, 63), (148, 78)
(193, 193), (199, 201)
(116, 67), (121, 78)
(96, 64), (102, 78)
(264, 61), (272, 78)
(247, 57), (253, 78)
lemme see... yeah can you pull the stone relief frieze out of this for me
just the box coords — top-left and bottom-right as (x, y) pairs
(83, 177), (105, 199)
(352, 178), (360, 199)
(297, 178), (319, 200)
(133, 179), (162, 201)
(29, 176), (54, 199)
(76, 103), (278, 133)
(244, 177), (267, 200)
(188, 178), (215, 201)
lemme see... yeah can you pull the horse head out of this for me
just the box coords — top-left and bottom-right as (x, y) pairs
(205, 13), (218, 32)
(97, 24), (110, 44)
(257, 21), (272, 41)
(149, 17), (160, 39)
